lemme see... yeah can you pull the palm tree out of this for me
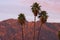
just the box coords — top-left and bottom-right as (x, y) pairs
(31, 2), (41, 40)
(38, 11), (48, 40)
(58, 31), (60, 40)
(18, 13), (26, 40)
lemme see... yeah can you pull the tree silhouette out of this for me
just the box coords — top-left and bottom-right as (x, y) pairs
(31, 2), (41, 40)
(38, 11), (48, 40)
(58, 31), (60, 40)
(18, 13), (26, 40)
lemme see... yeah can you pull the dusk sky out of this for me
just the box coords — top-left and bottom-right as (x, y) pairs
(0, 0), (60, 22)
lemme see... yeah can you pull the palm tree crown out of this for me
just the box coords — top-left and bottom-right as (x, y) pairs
(38, 11), (48, 23)
(31, 2), (41, 16)
(18, 13), (26, 25)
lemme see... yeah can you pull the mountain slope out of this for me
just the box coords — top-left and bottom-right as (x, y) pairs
(0, 19), (60, 40)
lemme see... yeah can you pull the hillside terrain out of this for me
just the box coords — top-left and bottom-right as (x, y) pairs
(0, 19), (60, 40)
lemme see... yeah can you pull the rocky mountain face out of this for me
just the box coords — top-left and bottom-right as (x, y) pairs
(0, 19), (60, 40)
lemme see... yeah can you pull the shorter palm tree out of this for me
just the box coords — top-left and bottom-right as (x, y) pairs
(38, 11), (48, 40)
(39, 11), (48, 24)
(18, 13), (26, 40)
(58, 31), (60, 40)
(18, 13), (26, 25)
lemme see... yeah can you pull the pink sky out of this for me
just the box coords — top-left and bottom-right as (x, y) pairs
(0, 0), (60, 22)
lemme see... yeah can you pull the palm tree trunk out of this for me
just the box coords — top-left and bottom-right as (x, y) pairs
(33, 16), (36, 40)
(58, 31), (60, 40)
(24, 24), (25, 40)
(22, 25), (24, 40)
(37, 22), (43, 40)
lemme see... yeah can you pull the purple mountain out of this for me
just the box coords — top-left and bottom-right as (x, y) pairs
(0, 19), (60, 40)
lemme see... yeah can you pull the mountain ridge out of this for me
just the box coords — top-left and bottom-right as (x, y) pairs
(0, 19), (60, 40)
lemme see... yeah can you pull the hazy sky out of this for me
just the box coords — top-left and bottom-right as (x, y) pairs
(0, 0), (60, 22)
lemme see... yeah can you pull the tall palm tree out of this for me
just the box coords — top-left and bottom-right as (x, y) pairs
(31, 2), (41, 40)
(58, 31), (60, 40)
(18, 13), (26, 40)
(38, 11), (48, 40)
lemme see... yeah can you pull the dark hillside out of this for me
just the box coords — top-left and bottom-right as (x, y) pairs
(0, 19), (60, 40)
